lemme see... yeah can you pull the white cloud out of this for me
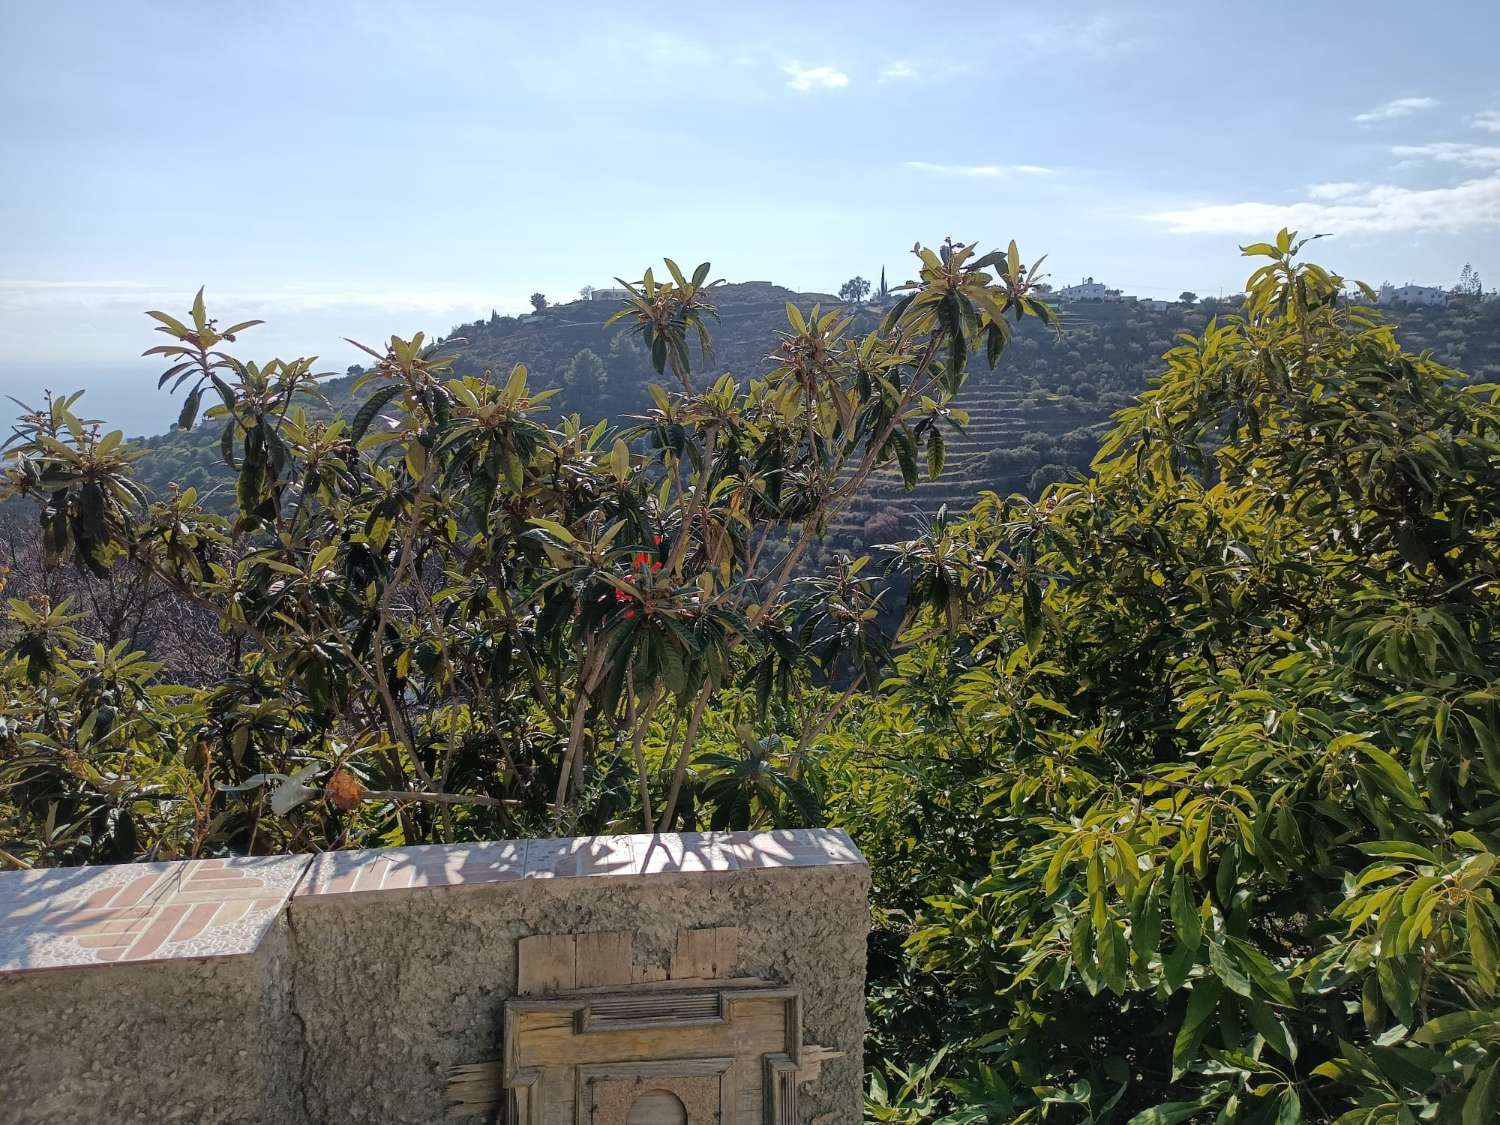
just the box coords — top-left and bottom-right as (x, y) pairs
(784, 64), (848, 92)
(1393, 141), (1500, 168)
(1353, 95), (1439, 123)
(1147, 175), (1500, 235)
(905, 161), (1053, 177)
(1475, 110), (1500, 133)
(1306, 181), (1366, 201)
(879, 60), (917, 82)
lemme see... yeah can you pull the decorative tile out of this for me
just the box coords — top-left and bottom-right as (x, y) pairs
(728, 829), (866, 870)
(295, 841), (526, 900)
(0, 855), (309, 974)
(0, 829), (867, 975)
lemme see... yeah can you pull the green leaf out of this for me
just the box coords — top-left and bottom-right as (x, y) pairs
(1412, 1010), (1499, 1044)
(527, 517), (576, 545)
(1163, 941), (1196, 994)
(610, 438), (631, 482)
(176, 386), (202, 432)
(1465, 1058), (1499, 1125)
(1171, 877), (1203, 953)
(1209, 940), (1253, 998)
(1173, 978), (1222, 1079)
(1127, 1087), (1225, 1125)
(1358, 840), (1439, 863)
(1246, 995), (1296, 1060)
(351, 383), (404, 443)
(1470, 900), (1498, 996)
(927, 428), (945, 481)
(1226, 936), (1295, 1006)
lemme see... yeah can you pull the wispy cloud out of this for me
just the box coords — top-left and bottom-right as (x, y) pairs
(640, 32), (716, 66)
(879, 60), (917, 82)
(1022, 14), (1144, 56)
(1147, 175), (1500, 236)
(1353, 96), (1439, 123)
(1475, 110), (1500, 133)
(1392, 142), (1500, 168)
(784, 64), (848, 92)
(905, 161), (1053, 177)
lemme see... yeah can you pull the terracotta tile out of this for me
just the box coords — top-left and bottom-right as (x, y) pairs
(124, 904), (190, 959)
(170, 902), (223, 944)
(0, 854), (308, 974)
(109, 872), (171, 910)
(77, 934), (133, 950)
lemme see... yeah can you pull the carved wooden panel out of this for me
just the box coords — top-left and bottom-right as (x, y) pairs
(581, 1060), (730, 1125)
(447, 929), (843, 1121)
(502, 988), (799, 1125)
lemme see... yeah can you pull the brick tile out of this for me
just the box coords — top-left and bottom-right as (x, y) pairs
(124, 904), (190, 959)
(170, 903), (223, 944)
(0, 854), (308, 974)
(109, 872), (170, 910)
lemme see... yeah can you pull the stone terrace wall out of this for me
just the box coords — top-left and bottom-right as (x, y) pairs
(0, 830), (868, 1125)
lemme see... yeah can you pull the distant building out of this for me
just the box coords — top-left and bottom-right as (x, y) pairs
(1378, 282), (1448, 307)
(1052, 277), (1120, 302)
(588, 287), (630, 302)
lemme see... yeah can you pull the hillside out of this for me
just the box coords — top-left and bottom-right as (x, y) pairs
(124, 283), (1500, 547)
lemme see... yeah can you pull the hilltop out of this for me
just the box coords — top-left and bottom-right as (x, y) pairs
(125, 281), (1500, 548)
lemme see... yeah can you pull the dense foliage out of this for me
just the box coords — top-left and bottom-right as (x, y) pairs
(4, 231), (1499, 1123)
(833, 234), (1500, 1122)
(0, 237), (1051, 863)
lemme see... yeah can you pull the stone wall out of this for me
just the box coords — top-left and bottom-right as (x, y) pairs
(0, 830), (868, 1125)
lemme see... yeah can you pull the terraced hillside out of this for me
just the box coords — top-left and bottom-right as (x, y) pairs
(115, 283), (1500, 551)
(829, 388), (1111, 543)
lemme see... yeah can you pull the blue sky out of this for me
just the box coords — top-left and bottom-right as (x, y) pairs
(2, 0), (1498, 432)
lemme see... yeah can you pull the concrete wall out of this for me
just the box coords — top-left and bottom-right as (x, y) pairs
(0, 830), (868, 1125)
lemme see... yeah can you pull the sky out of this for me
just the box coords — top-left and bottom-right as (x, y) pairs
(2, 0), (1499, 434)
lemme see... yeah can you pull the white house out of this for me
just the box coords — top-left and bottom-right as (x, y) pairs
(1052, 277), (1119, 302)
(588, 287), (630, 302)
(1377, 283), (1449, 307)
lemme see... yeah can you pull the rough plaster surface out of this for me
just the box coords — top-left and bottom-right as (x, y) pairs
(0, 916), (301, 1125)
(289, 862), (869, 1125)
(0, 834), (867, 1125)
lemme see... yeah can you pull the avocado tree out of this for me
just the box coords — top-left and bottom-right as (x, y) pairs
(840, 231), (1500, 1122)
